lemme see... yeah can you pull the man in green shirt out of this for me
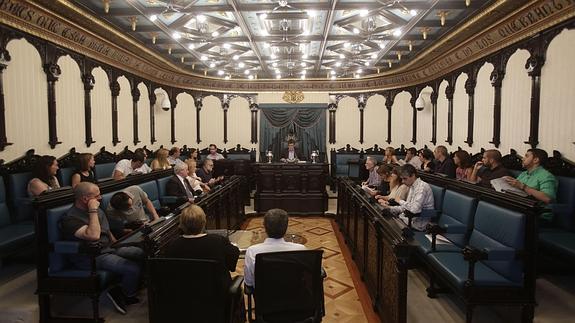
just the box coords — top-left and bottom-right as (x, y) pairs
(505, 148), (557, 221)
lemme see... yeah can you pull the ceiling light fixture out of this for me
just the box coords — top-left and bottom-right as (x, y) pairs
(302, 54), (308, 59)
(354, 74), (360, 79)
(103, 0), (110, 14)
(393, 29), (402, 37)
(244, 70), (250, 75)
(272, 62), (278, 67)
(364, 61), (370, 66)
(172, 32), (181, 39)
(301, 75), (306, 80)
(209, 62), (216, 68)
(466, 0), (471, 6)
(301, 62), (306, 67)
(238, 62), (245, 68)
(223, 43), (231, 49)
(410, 9), (417, 16)
(409, 41), (413, 51)
(397, 52), (402, 60)
(233, 55), (239, 60)
(271, 54), (277, 59)
(248, 74), (254, 80)
(307, 10), (317, 17)
(150, 14), (157, 22)
(339, 53), (345, 59)
(421, 27), (429, 40)
(388, 60), (392, 68)
(218, 70), (224, 75)
(212, 31), (219, 37)
(151, 33), (157, 44)
(359, 9), (369, 17)
(335, 62), (341, 67)
(276, 74), (281, 79)
(331, 75), (336, 80)
(188, 44), (195, 49)
(200, 55), (208, 61)
(353, 28), (360, 34)
(197, 15), (207, 23)
(168, 47), (172, 54)
(130, 17), (137, 31)
(330, 70), (336, 75)
(438, 11), (449, 26)
(261, 13), (268, 19)
(343, 42), (350, 48)
(181, 57), (184, 63)
(371, 53), (377, 59)
(225, 75), (230, 80)
(357, 68), (363, 73)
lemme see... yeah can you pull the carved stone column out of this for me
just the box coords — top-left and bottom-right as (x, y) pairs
(250, 103), (259, 144)
(410, 94), (417, 145)
(328, 103), (337, 144)
(109, 80), (120, 146)
(0, 49), (12, 151)
(445, 84), (454, 146)
(43, 62), (62, 148)
(81, 73), (95, 147)
(131, 86), (140, 145)
(195, 96), (203, 144)
(148, 90), (156, 144)
(430, 90), (438, 145)
(489, 69), (505, 148)
(525, 55), (544, 148)
(464, 75), (477, 147)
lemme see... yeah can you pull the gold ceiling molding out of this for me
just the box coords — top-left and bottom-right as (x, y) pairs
(0, 0), (573, 93)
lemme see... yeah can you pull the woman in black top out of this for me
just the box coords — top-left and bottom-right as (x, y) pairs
(163, 205), (240, 282)
(71, 153), (96, 188)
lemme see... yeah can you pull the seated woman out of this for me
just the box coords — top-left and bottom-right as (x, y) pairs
(454, 150), (473, 181)
(71, 153), (96, 188)
(365, 164), (392, 197)
(419, 149), (435, 172)
(376, 166), (409, 205)
(162, 205), (240, 284)
(151, 148), (171, 170)
(382, 146), (399, 165)
(188, 148), (200, 162)
(28, 155), (60, 197)
(185, 159), (210, 193)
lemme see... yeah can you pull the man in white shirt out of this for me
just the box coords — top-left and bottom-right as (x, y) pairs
(112, 151), (145, 180)
(244, 209), (306, 287)
(398, 147), (422, 170)
(380, 164), (434, 231)
(206, 144), (225, 160)
(134, 148), (152, 174)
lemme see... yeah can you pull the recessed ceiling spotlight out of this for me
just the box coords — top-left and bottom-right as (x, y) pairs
(272, 62), (278, 67)
(335, 61), (342, 67)
(371, 53), (377, 59)
(248, 74), (254, 80)
(150, 14), (157, 22)
(223, 43), (231, 49)
(261, 13), (268, 19)
(339, 53), (345, 59)
(379, 43), (386, 49)
(224, 75), (230, 80)
(212, 31), (219, 37)
(301, 75), (306, 80)
(188, 44), (195, 50)
(359, 9), (369, 17)
(233, 55), (239, 60)
(357, 68), (363, 73)
(307, 10), (317, 17)
(364, 61), (370, 66)
(330, 70), (336, 75)
(302, 70), (307, 74)
(172, 32), (181, 39)
(197, 15), (207, 23)
(410, 9), (418, 16)
(275, 69), (281, 74)
(271, 54), (277, 59)
(355, 74), (361, 79)
(276, 74), (281, 79)
(244, 70), (250, 75)
(217, 70), (224, 75)
(393, 29), (402, 37)
(209, 62), (216, 68)
(302, 54), (308, 59)
(331, 75), (336, 80)
(301, 62), (306, 67)
(353, 28), (360, 34)
(343, 42), (350, 48)
(200, 55), (208, 61)
(238, 62), (245, 68)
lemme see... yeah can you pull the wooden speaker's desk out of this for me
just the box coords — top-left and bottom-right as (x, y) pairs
(253, 162), (329, 214)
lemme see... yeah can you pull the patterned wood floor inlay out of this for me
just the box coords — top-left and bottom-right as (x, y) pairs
(239, 216), (380, 323)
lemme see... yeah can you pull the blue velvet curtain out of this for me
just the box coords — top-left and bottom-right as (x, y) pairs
(259, 104), (326, 161)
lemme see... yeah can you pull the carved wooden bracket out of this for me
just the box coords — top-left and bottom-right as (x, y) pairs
(109, 79), (121, 146)
(81, 73), (96, 147)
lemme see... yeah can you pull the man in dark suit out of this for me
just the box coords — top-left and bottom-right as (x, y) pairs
(280, 139), (303, 162)
(165, 163), (196, 203)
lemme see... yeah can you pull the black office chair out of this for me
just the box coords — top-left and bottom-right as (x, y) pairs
(147, 258), (245, 323)
(246, 250), (325, 323)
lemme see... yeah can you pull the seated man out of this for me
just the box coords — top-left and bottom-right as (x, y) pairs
(206, 144), (225, 161)
(167, 147), (185, 166)
(362, 156), (381, 187)
(433, 145), (456, 178)
(380, 164), (435, 231)
(106, 185), (160, 238)
(398, 147), (422, 169)
(59, 182), (144, 315)
(134, 148), (152, 174)
(196, 159), (224, 186)
(166, 163), (198, 203)
(280, 139), (303, 162)
(112, 151), (145, 180)
(469, 149), (509, 187)
(244, 209), (306, 288)
(505, 148), (557, 222)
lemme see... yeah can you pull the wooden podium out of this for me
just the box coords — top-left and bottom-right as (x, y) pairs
(253, 162), (329, 214)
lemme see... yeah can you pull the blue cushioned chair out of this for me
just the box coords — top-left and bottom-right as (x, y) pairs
(57, 167), (76, 188)
(156, 176), (180, 206)
(424, 201), (530, 322)
(0, 177), (34, 266)
(94, 163), (116, 181)
(429, 184), (445, 213)
(6, 172), (34, 223)
(415, 190), (477, 254)
(38, 204), (119, 321)
(139, 181), (161, 210)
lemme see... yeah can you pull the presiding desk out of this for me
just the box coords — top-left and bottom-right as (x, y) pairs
(253, 162), (329, 214)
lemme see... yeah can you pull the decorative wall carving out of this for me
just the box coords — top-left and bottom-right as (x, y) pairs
(282, 90), (304, 104)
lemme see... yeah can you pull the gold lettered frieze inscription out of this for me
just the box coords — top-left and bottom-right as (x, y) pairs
(282, 90), (304, 104)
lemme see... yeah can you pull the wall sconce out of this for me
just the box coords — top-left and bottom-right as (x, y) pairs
(130, 16), (137, 31)
(103, 0), (110, 14)
(409, 41), (413, 52)
(421, 27), (430, 40)
(151, 33), (157, 44)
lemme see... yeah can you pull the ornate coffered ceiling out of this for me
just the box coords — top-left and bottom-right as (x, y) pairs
(70, 0), (492, 81)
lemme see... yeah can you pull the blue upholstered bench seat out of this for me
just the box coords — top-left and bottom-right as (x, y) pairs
(139, 181), (161, 210)
(539, 231), (575, 258)
(0, 222), (35, 255)
(94, 163), (116, 181)
(413, 232), (461, 253)
(427, 252), (522, 288)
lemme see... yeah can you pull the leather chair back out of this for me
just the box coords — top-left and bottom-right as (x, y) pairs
(438, 190), (478, 246)
(254, 250), (324, 322)
(553, 175), (575, 231)
(46, 204), (74, 273)
(139, 181), (161, 210)
(469, 201), (525, 284)
(94, 163), (116, 180)
(0, 178), (10, 227)
(7, 172), (34, 222)
(147, 257), (229, 323)
(57, 167), (75, 188)
(429, 184), (445, 212)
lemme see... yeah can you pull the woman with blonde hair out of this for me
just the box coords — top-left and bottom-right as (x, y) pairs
(151, 148), (171, 170)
